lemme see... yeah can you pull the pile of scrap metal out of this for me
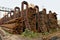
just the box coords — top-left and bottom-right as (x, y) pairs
(0, 1), (59, 34)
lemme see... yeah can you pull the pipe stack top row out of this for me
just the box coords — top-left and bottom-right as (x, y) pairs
(0, 1), (59, 33)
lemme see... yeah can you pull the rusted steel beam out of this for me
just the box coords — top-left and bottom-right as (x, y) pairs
(27, 7), (36, 32)
(38, 8), (48, 33)
(42, 8), (49, 32)
(14, 7), (21, 18)
(0, 1), (59, 34)
(34, 5), (40, 32)
(10, 10), (14, 19)
(21, 1), (31, 30)
(0, 17), (24, 34)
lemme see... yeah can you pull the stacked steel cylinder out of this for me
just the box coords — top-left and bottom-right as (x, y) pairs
(0, 1), (59, 34)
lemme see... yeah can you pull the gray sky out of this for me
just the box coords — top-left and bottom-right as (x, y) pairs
(0, 0), (60, 20)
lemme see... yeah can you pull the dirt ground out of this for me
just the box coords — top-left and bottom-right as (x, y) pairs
(0, 26), (60, 40)
(0, 27), (43, 40)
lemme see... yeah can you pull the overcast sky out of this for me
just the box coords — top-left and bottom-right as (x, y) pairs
(0, 0), (60, 20)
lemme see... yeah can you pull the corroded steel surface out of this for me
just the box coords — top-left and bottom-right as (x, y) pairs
(0, 1), (59, 34)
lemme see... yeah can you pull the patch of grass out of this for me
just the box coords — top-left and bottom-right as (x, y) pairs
(42, 32), (49, 36)
(21, 29), (40, 38)
(49, 28), (57, 34)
